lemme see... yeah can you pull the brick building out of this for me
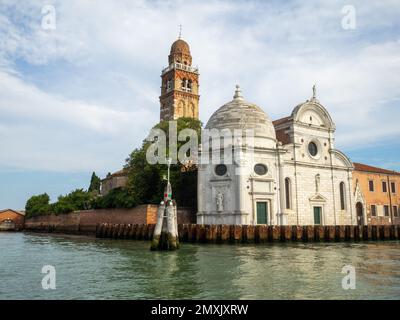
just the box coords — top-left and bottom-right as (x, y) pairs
(100, 169), (129, 195)
(353, 163), (400, 225)
(0, 209), (25, 231)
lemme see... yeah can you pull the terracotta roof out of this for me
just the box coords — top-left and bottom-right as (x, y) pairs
(273, 116), (291, 127)
(353, 162), (400, 175)
(102, 169), (129, 181)
(0, 209), (25, 216)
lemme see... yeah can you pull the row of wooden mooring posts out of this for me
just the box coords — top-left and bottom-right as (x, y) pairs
(96, 223), (400, 243)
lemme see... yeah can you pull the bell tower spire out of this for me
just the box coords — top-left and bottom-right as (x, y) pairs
(159, 37), (200, 121)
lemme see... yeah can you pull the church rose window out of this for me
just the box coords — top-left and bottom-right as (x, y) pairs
(254, 164), (268, 175)
(215, 164), (227, 176)
(308, 142), (318, 157)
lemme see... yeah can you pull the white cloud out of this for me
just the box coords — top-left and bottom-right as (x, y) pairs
(0, 0), (399, 173)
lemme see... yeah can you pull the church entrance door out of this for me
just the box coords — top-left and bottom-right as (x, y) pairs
(256, 202), (268, 224)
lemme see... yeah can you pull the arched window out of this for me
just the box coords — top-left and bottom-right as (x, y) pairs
(339, 182), (346, 210)
(285, 178), (291, 209)
(167, 79), (172, 91)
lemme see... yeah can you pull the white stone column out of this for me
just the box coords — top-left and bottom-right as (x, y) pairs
(197, 164), (205, 224)
(277, 146), (287, 225)
(235, 154), (247, 224)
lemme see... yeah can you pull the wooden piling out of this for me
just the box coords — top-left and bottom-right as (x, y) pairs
(371, 226), (377, 240)
(352, 226), (359, 241)
(220, 225), (230, 243)
(256, 225), (268, 243)
(396, 225), (400, 240)
(230, 225), (242, 243)
(314, 226), (324, 241)
(247, 225), (255, 243)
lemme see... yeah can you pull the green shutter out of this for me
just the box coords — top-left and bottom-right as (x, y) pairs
(313, 207), (321, 225)
(257, 202), (268, 224)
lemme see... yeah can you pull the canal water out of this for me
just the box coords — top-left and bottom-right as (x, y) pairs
(0, 232), (399, 300)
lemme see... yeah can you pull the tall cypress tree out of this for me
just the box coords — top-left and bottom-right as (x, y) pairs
(88, 172), (101, 193)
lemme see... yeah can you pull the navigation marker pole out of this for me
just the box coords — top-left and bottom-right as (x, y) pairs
(151, 158), (179, 250)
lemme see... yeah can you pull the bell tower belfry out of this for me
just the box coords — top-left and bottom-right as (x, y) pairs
(159, 36), (200, 121)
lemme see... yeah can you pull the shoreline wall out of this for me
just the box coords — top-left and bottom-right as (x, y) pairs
(26, 221), (400, 243)
(24, 206), (196, 235)
(95, 224), (400, 242)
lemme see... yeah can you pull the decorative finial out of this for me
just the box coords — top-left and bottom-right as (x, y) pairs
(312, 84), (316, 100)
(233, 84), (243, 100)
(178, 24), (182, 39)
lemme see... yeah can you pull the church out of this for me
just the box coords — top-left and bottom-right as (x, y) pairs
(102, 35), (400, 226)
(161, 36), (356, 226)
(197, 85), (355, 226)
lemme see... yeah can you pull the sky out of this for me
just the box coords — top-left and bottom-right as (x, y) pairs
(0, 0), (399, 209)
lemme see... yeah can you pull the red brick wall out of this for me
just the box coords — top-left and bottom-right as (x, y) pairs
(24, 205), (195, 234)
(24, 212), (80, 233)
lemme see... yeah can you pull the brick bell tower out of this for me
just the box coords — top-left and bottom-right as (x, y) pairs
(159, 36), (200, 121)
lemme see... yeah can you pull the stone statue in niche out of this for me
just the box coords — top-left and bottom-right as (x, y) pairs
(315, 174), (321, 193)
(216, 192), (224, 212)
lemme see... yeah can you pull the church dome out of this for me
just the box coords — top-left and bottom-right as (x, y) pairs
(170, 39), (191, 55)
(205, 86), (277, 146)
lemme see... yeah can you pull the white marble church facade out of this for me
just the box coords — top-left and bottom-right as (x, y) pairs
(197, 86), (356, 226)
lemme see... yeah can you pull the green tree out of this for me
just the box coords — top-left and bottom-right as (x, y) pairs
(88, 172), (101, 193)
(53, 189), (93, 215)
(125, 117), (202, 208)
(92, 187), (136, 209)
(25, 193), (51, 218)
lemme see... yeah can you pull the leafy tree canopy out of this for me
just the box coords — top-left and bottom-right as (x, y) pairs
(125, 117), (202, 208)
(25, 193), (51, 218)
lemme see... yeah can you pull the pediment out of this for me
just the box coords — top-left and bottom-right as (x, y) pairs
(354, 180), (365, 204)
(309, 193), (327, 202)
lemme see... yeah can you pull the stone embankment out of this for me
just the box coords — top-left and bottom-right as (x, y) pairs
(94, 224), (400, 243)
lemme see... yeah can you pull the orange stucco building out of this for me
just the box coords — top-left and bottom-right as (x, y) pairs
(353, 163), (400, 225)
(0, 209), (25, 231)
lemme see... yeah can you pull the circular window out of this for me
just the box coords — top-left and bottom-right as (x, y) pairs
(308, 142), (318, 157)
(254, 164), (268, 175)
(215, 164), (227, 176)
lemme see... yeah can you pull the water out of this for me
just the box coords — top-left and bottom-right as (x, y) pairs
(0, 232), (399, 300)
